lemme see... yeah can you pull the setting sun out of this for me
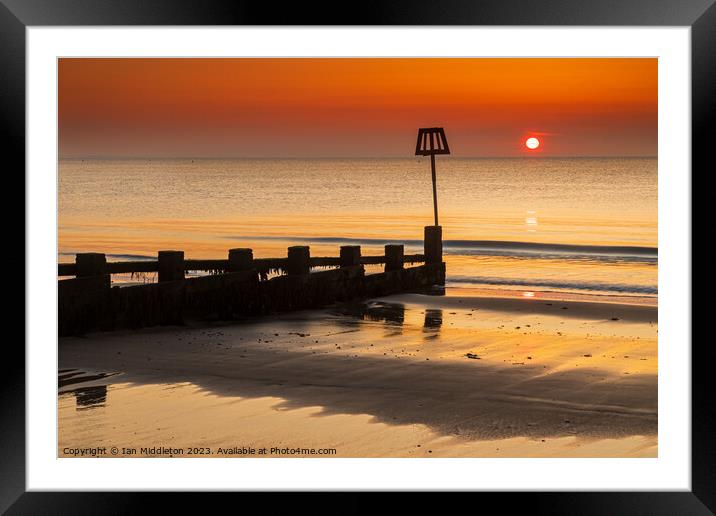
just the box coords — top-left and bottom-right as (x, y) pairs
(526, 137), (540, 150)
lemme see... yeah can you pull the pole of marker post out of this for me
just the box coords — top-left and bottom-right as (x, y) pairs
(430, 153), (438, 227)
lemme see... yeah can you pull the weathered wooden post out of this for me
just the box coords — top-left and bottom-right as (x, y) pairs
(228, 248), (254, 272)
(424, 225), (442, 264)
(158, 250), (185, 282)
(75, 253), (107, 277)
(64, 253), (111, 335)
(385, 244), (404, 272)
(287, 246), (310, 275)
(340, 245), (361, 267)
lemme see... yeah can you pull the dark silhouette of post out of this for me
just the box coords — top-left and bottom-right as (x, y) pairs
(287, 246), (310, 275)
(416, 128), (448, 268)
(228, 248), (254, 272)
(430, 153), (438, 225)
(424, 225), (442, 265)
(340, 245), (361, 267)
(158, 250), (184, 282)
(75, 253), (107, 277)
(75, 252), (111, 289)
(415, 127), (450, 227)
(385, 244), (404, 272)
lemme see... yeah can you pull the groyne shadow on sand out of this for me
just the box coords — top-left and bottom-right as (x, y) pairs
(59, 307), (657, 443)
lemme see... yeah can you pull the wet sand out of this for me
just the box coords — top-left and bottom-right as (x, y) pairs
(58, 291), (657, 458)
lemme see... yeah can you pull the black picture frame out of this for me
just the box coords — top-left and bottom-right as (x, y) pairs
(4, 0), (710, 512)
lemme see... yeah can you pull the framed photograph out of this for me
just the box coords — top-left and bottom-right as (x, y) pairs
(7, 0), (710, 512)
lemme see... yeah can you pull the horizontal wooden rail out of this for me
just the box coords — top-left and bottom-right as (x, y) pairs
(58, 254), (426, 277)
(108, 261), (158, 274)
(362, 254), (425, 265)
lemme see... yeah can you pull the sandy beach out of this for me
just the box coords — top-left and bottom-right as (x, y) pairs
(59, 289), (657, 458)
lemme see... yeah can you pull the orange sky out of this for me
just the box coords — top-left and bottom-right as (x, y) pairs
(59, 58), (657, 158)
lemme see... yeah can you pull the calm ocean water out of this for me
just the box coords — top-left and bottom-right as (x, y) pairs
(58, 157), (657, 298)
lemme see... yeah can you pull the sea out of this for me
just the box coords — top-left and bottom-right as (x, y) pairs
(58, 157), (657, 300)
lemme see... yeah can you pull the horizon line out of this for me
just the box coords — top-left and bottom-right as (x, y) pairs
(59, 155), (658, 160)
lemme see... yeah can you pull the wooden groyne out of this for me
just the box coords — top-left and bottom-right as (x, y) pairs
(58, 226), (446, 336)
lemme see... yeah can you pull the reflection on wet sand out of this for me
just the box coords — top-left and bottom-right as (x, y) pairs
(333, 301), (406, 337)
(74, 385), (108, 410)
(336, 301), (406, 325)
(423, 309), (443, 335)
(59, 369), (113, 410)
(59, 292), (657, 458)
(59, 369), (118, 388)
